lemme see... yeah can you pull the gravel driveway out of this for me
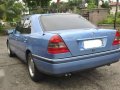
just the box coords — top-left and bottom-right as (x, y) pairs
(0, 36), (120, 90)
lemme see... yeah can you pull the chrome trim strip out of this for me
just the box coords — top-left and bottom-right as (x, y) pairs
(32, 48), (120, 64)
(32, 54), (53, 61)
(77, 36), (107, 41)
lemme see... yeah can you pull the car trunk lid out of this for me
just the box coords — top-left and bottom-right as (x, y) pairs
(47, 28), (119, 57)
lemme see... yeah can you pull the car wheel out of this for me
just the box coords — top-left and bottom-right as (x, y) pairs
(7, 42), (15, 57)
(27, 53), (44, 82)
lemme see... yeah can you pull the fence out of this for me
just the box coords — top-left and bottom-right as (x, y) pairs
(81, 8), (109, 25)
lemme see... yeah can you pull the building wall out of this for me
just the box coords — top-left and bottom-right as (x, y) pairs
(89, 9), (109, 25)
(110, 6), (120, 14)
(81, 9), (109, 25)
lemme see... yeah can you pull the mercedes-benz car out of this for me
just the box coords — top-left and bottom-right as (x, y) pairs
(7, 13), (120, 82)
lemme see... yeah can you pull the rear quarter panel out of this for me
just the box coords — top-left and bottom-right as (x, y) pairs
(28, 33), (72, 59)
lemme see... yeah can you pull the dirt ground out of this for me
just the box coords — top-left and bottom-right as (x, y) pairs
(0, 36), (120, 90)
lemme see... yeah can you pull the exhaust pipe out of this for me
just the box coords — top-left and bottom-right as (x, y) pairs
(65, 73), (72, 77)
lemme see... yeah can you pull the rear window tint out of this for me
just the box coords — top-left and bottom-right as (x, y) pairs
(40, 14), (96, 31)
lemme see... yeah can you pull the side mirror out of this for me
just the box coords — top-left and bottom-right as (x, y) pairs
(16, 31), (21, 34)
(7, 29), (15, 35)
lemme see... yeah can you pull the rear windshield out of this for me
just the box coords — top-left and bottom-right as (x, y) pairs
(40, 14), (96, 31)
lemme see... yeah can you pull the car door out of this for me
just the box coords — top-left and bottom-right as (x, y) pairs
(8, 30), (17, 53)
(14, 18), (31, 61)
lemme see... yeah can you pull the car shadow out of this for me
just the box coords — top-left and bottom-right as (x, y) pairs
(9, 54), (107, 90)
(37, 69), (106, 90)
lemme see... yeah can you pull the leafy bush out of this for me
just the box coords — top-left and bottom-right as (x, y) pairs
(116, 18), (120, 24)
(0, 25), (3, 32)
(0, 25), (5, 35)
(0, 24), (3, 31)
(99, 18), (113, 24)
(98, 14), (120, 24)
(117, 12), (120, 17)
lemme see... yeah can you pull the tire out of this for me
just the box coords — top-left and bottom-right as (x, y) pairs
(7, 42), (15, 57)
(27, 53), (44, 82)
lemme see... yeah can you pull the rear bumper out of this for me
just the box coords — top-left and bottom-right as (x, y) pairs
(33, 49), (120, 75)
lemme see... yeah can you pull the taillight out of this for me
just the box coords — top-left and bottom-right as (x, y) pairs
(112, 31), (120, 45)
(48, 35), (70, 54)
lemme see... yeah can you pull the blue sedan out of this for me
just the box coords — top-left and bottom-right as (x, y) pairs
(7, 14), (120, 82)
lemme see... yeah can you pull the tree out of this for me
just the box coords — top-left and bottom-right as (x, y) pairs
(22, 0), (52, 14)
(114, 0), (119, 29)
(23, 0), (52, 9)
(0, 0), (16, 21)
(49, 2), (57, 13)
(49, 2), (70, 13)
(0, 0), (27, 22)
(68, 0), (82, 7)
(23, 0), (37, 9)
(12, 2), (28, 21)
(101, 1), (110, 8)
(86, 0), (97, 10)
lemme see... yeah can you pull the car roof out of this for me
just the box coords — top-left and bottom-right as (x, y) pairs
(31, 13), (79, 17)
(21, 13), (80, 20)
(46, 13), (78, 16)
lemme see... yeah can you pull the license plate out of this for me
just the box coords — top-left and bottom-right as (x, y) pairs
(83, 39), (102, 49)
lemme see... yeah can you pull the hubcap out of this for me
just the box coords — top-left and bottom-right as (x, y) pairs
(7, 46), (10, 55)
(28, 57), (35, 77)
